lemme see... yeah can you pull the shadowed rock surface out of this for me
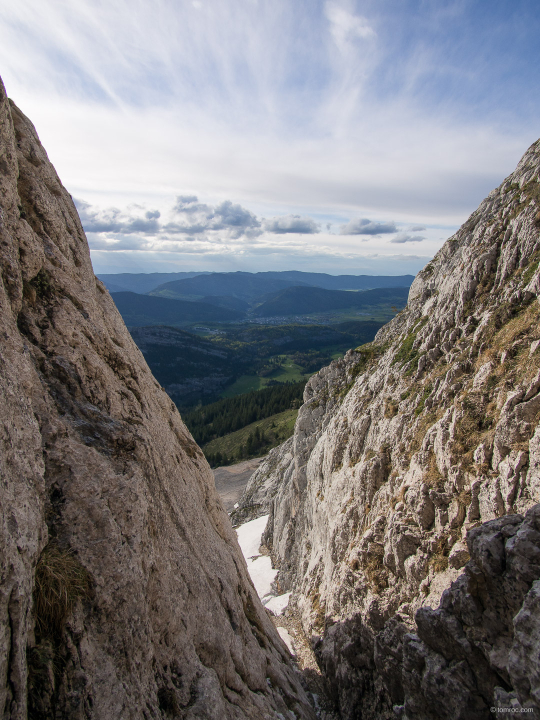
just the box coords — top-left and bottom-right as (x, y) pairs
(236, 139), (540, 718)
(0, 79), (316, 720)
(395, 506), (540, 718)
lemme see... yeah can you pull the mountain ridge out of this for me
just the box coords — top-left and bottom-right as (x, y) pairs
(149, 270), (414, 302)
(234, 138), (540, 718)
(0, 79), (315, 719)
(99, 269), (415, 296)
(97, 270), (209, 293)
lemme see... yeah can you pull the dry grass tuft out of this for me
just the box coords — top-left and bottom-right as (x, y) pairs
(310, 591), (326, 631)
(430, 554), (449, 573)
(452, 392), (494, 467)
(390, 484), (409, 508)
(34, 543), (91, 637)
(429, 536), (450, 573)
(457, 488), (472, 507)
(423, 454), (445, 489)
(384, 399), (399, 418)
(409, 409), (444, 456)
(365, 553), (388, 593)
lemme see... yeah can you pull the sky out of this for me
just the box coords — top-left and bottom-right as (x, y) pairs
(1, 0), (540, 276)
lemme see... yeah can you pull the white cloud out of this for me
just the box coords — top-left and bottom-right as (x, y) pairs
(325, 2), (376, 52)
(78, 195), (441, 275)
(0, 0), (537, 276)
(390, 233), (425, 244)
(87, 234), (152, 251)
(340, 218), (397, 235)
(174, 196), (202, 212)
(264, 215), (320, 234)
(75, 199), (161, 234)
(79, 196), (325, 248)
(165, 197), (261, 238)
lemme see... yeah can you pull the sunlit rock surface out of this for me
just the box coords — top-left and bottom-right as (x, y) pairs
(0, 78), (315, 720)
(236, 139), (540, 718)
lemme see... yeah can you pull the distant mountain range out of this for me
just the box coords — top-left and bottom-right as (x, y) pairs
(98, 270), (414, 296)
(98, 271), (210, 294)
(256, 271), (414, 291)
(102, 270), (414, 326)
(150, 272), (306, 302)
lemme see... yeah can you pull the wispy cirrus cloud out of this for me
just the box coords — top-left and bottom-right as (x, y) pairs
(325, 2), (376, 52)
(1, 1), (539, 275)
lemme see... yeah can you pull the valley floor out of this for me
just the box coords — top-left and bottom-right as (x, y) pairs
(212, 456), (265, 511)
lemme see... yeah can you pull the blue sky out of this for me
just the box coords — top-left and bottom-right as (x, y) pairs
(1, 0), (539, 275)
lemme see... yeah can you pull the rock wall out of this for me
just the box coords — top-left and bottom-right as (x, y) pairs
(395, 506), (540, 718)
(0, 79), (315, 719)
(238, 139), (540, 717)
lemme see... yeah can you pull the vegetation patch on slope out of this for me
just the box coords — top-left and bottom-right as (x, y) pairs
(251, 285), (409, 318)
(203, 409), (298, 466)
(184, 381), (305, 446)
(126, 321), (384, 408)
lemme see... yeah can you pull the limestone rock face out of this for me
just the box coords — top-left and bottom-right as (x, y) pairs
(238, 139), (540, 717)
(230, 439), (295, 526)
(0, 80), (315, 720)
(396, 507), (540, 718)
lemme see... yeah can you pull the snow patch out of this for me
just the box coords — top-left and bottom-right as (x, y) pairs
(277, 627), (295, 655)
(236, 514), (291, 615)
(248, 555), (278, 599)
(236, 515), (269, 558)
(264, 592), (291, 616)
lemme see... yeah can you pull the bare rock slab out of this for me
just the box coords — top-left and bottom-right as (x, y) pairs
(0, 78), (315, 720)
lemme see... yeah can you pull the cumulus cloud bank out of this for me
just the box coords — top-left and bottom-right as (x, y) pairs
(78, 195), (328, 247)
(340, 218), (398, 235)
(77, 194), (435, 269)
(75, 199), (161, 235)
(165, 196), (261, 238)
(77, 196), (329, 252)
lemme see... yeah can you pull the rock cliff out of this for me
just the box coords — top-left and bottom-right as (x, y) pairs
(0, 79), (316, 719)
(237, 140), (540, 717)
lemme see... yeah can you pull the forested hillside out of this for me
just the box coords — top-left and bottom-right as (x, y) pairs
(111, 291), (244, 325)
(97, 271), (208, 294)
(184, 381), (305, 445)
(128, 321), (382, 408)
(203, 409), (298, 467)
(251, 285), (409, 317)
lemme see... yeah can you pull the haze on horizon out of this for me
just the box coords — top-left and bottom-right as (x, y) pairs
(1, 0), (539, 276)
